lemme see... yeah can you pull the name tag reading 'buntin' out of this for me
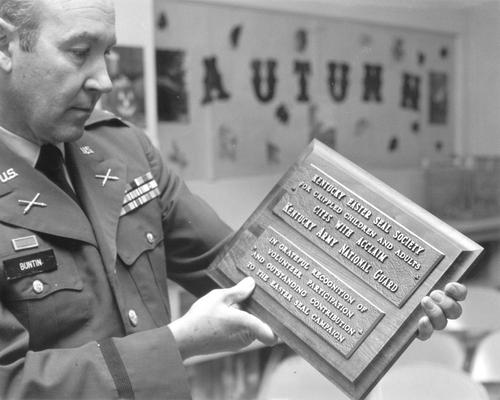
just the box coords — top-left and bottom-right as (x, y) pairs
(208, 140), (482, 400)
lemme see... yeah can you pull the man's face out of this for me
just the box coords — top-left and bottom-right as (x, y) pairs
(3, 0), (116, 144)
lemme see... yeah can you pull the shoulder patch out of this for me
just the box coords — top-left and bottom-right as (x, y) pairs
(85, 109), (129, 130)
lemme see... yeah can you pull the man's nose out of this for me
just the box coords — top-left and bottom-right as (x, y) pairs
(84, 59), (113, 94)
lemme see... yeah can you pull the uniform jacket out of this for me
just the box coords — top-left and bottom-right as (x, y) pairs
(0, 111), (232, 399)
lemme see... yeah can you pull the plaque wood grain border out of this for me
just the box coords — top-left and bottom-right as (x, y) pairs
(208, 140), (483, 400)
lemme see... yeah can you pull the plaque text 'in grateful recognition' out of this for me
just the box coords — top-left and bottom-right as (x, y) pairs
(208, 140), (483, 400)
(241, 227), (384, 358)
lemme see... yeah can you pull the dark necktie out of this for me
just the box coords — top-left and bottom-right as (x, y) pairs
(35, 144), (80, 206)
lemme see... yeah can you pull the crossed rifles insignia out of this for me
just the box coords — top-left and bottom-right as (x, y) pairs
(18, 193), (47, 215)
(95, 168), (119, 186)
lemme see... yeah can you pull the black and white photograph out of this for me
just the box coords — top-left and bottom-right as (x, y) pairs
(0, 0), (498, 399)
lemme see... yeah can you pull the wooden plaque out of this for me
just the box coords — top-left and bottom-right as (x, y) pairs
(207, 140), (483, 399)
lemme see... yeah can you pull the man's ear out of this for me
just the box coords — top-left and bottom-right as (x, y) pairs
(0, 17), (15, 72)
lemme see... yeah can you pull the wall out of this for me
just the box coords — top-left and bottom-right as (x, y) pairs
(184, 0), (466, 228)
(191, 0), (468, 32)
(113, 0), (159, 145)
(113, 1), (497, 230)
(463, 1), (500, 156)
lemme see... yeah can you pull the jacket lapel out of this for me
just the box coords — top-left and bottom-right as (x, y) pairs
(65, 137), (127, 271)
(0, 141), (96, 245)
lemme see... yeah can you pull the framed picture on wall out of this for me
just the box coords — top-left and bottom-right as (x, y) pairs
(101, 46), (146, 128)
(156, 49), (190, 123)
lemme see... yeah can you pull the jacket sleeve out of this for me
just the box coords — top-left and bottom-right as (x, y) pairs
(0, 301), (191, 399)
(134, 130), (234, 298)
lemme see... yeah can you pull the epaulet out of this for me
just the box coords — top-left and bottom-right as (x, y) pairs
(85, 109), (129, 129)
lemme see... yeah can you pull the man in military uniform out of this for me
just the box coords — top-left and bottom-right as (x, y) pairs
(0, 0), (467, 398)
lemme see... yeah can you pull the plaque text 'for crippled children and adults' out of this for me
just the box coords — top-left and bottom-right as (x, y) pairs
(208, 140), (482, 400)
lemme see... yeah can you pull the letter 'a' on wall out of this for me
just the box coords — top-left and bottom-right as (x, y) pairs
(154, 0), (455, 180)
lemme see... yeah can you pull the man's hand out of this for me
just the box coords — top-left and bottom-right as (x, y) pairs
(417, 282), (467, 340)
(169, 277), (277, 360)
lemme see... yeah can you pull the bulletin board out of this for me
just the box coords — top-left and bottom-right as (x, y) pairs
(154, 0), (456, 179)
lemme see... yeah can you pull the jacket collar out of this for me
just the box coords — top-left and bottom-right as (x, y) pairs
(65, 133), (127, 269)
(0, 111), (128, 270)
(85, 109), (126, 128)
(0, 140), (97, 245)
(0, 121), (128, 266)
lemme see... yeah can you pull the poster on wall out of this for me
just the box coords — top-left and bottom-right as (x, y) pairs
(101, 46), (146, 129)
(154, 0), (455, 180)
(429, 71), (448, 125)
(156, 49), (190, 123)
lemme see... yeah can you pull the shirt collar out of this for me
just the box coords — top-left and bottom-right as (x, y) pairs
(0, 125), (66, 167)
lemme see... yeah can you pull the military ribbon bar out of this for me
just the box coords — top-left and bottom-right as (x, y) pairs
(120, 172), (160, 216)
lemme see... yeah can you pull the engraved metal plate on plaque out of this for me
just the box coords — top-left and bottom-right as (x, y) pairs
(241, 227), (384, 358)
(208, 140), (482, 400)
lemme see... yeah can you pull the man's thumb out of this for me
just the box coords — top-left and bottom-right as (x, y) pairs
(225, 276), (255, 305)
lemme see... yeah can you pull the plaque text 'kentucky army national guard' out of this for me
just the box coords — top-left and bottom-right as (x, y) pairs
(208, 140), (482, 399)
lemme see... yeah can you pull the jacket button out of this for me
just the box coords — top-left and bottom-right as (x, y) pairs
(32, 280), (44, 294)
(128, 309), (138, 327)
(146, 232), (155, 244)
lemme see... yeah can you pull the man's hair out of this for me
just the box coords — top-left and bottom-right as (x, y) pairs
(0, 0), (40, 52)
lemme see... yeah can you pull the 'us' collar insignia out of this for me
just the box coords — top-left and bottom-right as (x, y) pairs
(18, 193), (47, 215)
(95, 169), (119, 186)
(0, 168), (18, 183)
(80, 145), (94, 155)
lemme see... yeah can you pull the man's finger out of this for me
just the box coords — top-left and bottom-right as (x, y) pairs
(430, 290), (462, 320)
(444, 282), (467, 302)
(421, 296), (447, 330)
(238, 311), (278, 346)
(417, 315), (434, 341)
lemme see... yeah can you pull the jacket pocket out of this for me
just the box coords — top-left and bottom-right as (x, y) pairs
(1, 247), (90, 350)
(117, 200), (171, 325)
(2, 248), (83, 301)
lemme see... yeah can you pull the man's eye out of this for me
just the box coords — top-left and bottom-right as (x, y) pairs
(70, 48), (90, 58)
